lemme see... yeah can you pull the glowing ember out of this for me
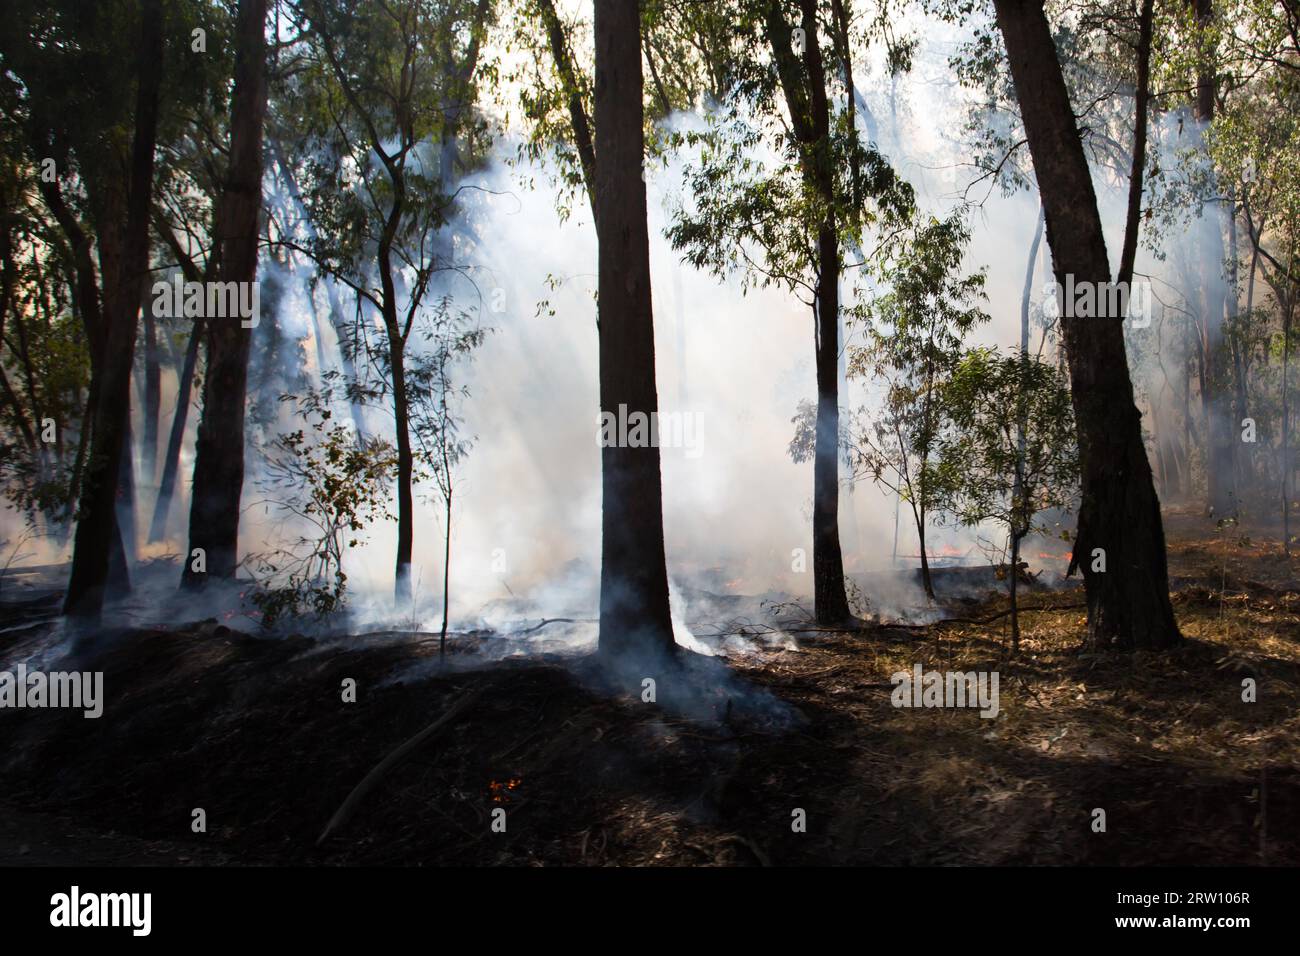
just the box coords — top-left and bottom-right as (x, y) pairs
(488, 778), (522, 803)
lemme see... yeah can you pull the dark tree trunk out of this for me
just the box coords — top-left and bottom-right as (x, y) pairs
(1284, 277), (1294, 555)
(1116, 0), (1152, 292)
(1009, 530), (1023, 652)
(593, 0), (676, 661)
(182, 0), (268, 587)
(914, 505), (934, 600)
(373, 167), (412, 604)
(992, 0), (1181, 649)
(389, 329), (413, 603)
(141, 284), (161, 482)
(765, 0), (854, 625)
(813, 221), (853, 622)
(148, 316), (203, 543)
(117, 413), (138, 566)
(64, 0), (164, 620)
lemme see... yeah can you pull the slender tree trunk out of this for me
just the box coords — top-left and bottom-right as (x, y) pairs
(439, 488), (452, 660)
(1009, 530), (1022, 652)
(148, 316), (204, 542)
(1117, 0), (1152, 291)
(141, 286), (161, 483)
(117, 413), (138, 566)
(182, 0), (268, 587)
(1284, 267), (1294, 555)
(390, 335), (414, 602)
(1010, 207), (1044, 648)
(992, 0), (1180, 649)
(914, 505), (933, 600)
(594, 0), (676, 661)
(64, 0), (163, 620)
(917, 359), (937, 601)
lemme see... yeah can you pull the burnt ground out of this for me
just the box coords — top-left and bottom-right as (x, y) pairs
(1, 507), (1298, 866)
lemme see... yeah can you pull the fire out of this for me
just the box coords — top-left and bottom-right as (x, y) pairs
(488, 777), (522, 803)
(1036, 551), (1072, 562)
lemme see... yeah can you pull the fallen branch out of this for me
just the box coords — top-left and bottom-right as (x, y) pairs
(317, 681), (492, 845)
(933, 602), (1088, 627)
(509, 617), (591, 635)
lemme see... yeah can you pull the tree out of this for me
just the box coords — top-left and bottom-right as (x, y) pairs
(407, 299), (486, 660)
(669, 0), (912, 626)
(182, 0), (270, 589)
(846, 213), (988, 599)
(55, 0), (165, 620)
(285, 0), (490, 604)
(937, 347), (1078, 650)
(991, 0), (1181, 649)
(593, 0), (676, 661)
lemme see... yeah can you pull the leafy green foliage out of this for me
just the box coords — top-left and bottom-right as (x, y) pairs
(251, 392), (397, 628)
(846, 213), (988, 527)
(667, 0), (914, 304)
(935, 347), (1078, 542)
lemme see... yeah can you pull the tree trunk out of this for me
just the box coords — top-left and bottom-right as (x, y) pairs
(1117, 0), (1152, 291)
(763, 0), (854, 625)
(1284, 270), (1294, 555)
(117, 413), (138, 566)
(141, 284), (161, 483)
(992, 0), (1180, 649)
(593, 0), (676, 661)
(1009, 530), (1022, 653)
(439, 488), (452, 661)
(813, 221), (854, 623)
(182, 0), (268, 587)
(1011, 207), (1044, 642)
(390, 334), (414, 603)
(64, 0), (164, 620)
(914, 505), (934, 600)
(148, 316), (204, 543)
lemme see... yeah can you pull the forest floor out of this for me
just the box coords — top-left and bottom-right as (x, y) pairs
(1, 506), (1298, 866)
